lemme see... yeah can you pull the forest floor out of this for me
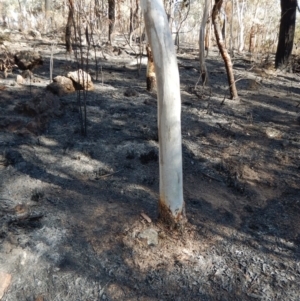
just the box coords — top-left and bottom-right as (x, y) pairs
(0, 30), (300, 301)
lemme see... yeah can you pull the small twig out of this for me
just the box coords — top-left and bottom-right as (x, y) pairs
(201, 171), (222, 182)
(220, 93), (226, 105)
(98, 169), (122, 179)
(140, 212), (152, 223)
(194, 73), (202, 90)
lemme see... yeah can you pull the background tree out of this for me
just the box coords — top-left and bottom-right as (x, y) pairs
(129, 0), (140, 46)
(275, 0), (297, 69)
(45, 0), (51, 17)
(65, 0), (74, 53)
(164, 0), (175, 26)
(108, 0), (115, 44)
(212, 0), (238, 99)
(141, 0), (186, 228)
(235, 0), (245, 53)
(199, 0), (210, 85)
(174, 0), (190, 49)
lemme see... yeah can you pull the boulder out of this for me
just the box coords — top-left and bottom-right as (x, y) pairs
(47, 76), (76, 96)
(14, 51), (43, 71)
(138, 228), (158, 246)
(67, 69), (94, 91)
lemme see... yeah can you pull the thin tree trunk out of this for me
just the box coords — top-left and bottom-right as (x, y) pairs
(175, 1), (190, 50)
(248, 1), (259, 53)
(94, 0), (101, 29)
(129, 0), (140, 46)
(221, 7), (226, 46)
(204, 20), (210, 52)
(275, 0), (297, 69)
(205, 0), (213, 56)
(108, 0), (115, 44)
(212, 0), (238, 100)
(66, 0), (74, 53)
(45, 0), (51, 17)
(199, 0), (210, 86)
(249, 25), (256, 53)
(129, 4), (134, 46)
(18, 0), (22, 12)
(229, 0), (233, 57)
(164, 0), (175, 29)
(141, 0), (186, 228)
(236, 0), (245, 53)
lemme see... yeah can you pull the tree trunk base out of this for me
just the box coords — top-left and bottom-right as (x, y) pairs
(158, 199), (187, 230)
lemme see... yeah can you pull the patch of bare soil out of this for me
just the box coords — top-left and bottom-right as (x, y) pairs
(0, 31), (300, 301)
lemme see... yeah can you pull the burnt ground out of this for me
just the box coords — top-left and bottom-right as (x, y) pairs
(0, 31), (300, 301)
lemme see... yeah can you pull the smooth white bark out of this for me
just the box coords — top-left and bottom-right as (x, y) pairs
(141, 0), (184, 222)
(236, 0), (245, 53)
(229, 0), (234, 56)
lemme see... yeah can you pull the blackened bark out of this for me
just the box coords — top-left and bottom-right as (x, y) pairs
(65, 0), (74, 53)
(275, 0), (297, 69)
(221, 12), (226, 44)
(212, 0), (238, 100)
(204, 20), (210, 51)
(108, 0), (115, 44)
(146, 44), (156, 91)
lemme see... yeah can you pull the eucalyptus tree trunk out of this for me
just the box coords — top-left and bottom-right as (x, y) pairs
(199, 0), (210, 85)
(108, 0), (115, 44)
(204, 19), (211, 54)
(275, 0), (297, 69)
(204, 0), (213, 56)
(45, 0), (51, 17)
(221, 6), (226, 46)
(174, 1), (190, 50)
(248, 1), (259, 53)
(236, 0), (245, 53)
(141, 0), (186, 228)
(228, 0), (233, 57)
(164, 0), (175, 31)
(212, 0), (238, 100)
(129, 0), (140, 46)
(66, 0), (74, 53)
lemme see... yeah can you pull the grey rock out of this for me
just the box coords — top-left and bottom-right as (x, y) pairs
(15, 74), (24, 84)
(138, 228), (158, 246)
(14, 51), (43, 71)
(47, 76), (75, 96)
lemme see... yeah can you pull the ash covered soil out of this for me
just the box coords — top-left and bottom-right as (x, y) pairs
(0, 31), (300, 301)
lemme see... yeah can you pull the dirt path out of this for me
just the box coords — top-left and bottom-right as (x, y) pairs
(0, 32), (300, 301)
